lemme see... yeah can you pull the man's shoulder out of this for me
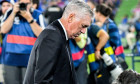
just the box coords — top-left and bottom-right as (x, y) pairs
(32, 9), (42, 19)
(32, 9), (42, 14)
(34, 28), (62, 46)
(89, 23), (101, 34)
(46, 20), (64, 34)
(90, 24), (101, 29)
(38, 20), (66, 41)
(39, 25), (62, 40)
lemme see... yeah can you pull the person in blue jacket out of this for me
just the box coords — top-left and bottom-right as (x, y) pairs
(70, 32), (88, 84)
(0, 0), (12, 83)
(92, 3), (127, 84)
(94, 4), (125, 60)
(0, 0), (46, 83)
(0, 0), (12, 54)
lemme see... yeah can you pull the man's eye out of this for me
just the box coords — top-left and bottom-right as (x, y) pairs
(82, 25), (88, 28)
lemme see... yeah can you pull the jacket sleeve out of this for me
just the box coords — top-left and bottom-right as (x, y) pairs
(34, 30), (62, 83)
(0, 8), (12, 26)
(109, 23), (125, 59)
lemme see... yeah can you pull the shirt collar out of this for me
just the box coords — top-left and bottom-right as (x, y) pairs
(58, 19), (68, 40)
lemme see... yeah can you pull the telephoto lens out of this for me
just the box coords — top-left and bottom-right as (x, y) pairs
(19, 3), (27, 10)
(102, 53), (123, 80)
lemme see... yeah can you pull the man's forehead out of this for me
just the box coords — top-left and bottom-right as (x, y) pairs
(81, 17), (92, 25)
(20, 0), (31, 3)
(82, 21), (90, 25)
(1, 1), (10, 5)
(2, 3), (9, 6)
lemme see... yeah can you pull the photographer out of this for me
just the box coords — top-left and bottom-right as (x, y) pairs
(0, 0), (12, 83)
(92, 4), (126, 84)
(0, 0), (46, 84)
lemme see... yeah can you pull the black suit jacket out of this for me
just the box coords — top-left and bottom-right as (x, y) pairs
(23, 20), (78, 84)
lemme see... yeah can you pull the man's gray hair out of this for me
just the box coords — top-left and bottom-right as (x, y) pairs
(62, 0), (93, 19)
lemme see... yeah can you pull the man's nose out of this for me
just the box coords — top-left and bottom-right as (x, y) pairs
(81, 28), (87, 34)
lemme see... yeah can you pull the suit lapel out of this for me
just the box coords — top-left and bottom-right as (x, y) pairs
(51, 20), (67, 41)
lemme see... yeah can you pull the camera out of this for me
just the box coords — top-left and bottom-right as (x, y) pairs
(19, 3), (28, 10)
(102, 53), (123, 80)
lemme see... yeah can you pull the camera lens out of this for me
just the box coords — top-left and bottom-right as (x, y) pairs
(19, 3), (27, 10)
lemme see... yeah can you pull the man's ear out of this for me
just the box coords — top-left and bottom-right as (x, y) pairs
(68, 13), (75, 23)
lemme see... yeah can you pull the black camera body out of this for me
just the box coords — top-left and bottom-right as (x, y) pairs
(19, 3), (28, 10)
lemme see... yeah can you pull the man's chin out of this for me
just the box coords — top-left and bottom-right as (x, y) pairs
(70, 36), (75, 39)
(71, 35), (79, 39)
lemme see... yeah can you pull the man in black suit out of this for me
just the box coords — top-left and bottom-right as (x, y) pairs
(23, 0), (93, 84)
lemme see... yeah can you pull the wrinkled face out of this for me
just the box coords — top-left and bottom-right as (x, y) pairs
(67, 14), (91, 39)
(2, 2), (12, 14)
(19, 0), (32, 11)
